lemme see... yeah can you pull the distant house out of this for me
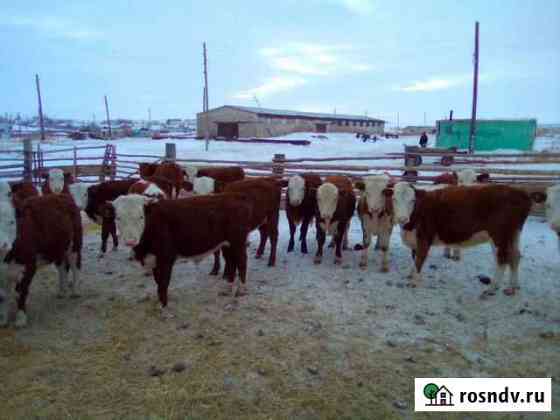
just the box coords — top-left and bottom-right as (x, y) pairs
(197, 105), (385, 138)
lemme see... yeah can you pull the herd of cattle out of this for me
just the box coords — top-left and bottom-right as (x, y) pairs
(0, 162), (559, 328)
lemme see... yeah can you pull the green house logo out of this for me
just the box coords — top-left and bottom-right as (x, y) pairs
(423, 383), (454, 407)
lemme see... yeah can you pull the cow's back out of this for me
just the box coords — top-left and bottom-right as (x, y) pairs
(198, 167), (245, 184)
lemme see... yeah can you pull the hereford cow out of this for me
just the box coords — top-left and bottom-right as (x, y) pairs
(3, 194), (82, 327)
(392, 182), (544, 295)
(132, 193), (254, 307)
(544, 184), (560, 251)
(223, 178), (281, 269)
(41, 169), (74, 195)
(356, 175), (394, 271)
(10, 182), (40, 211)
(314, 176), (356, 265)
(139, 162), (184, 198)
(85, 179), (137, 255)
(0, 198), (17, 327)
(286, 174), (322, 254)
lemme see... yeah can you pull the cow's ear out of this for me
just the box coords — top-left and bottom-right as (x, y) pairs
(383, 188), (393, 197)
(354, 180), (365, 191)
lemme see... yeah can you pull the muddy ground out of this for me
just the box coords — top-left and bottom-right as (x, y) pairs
(1, 215), (559, 419)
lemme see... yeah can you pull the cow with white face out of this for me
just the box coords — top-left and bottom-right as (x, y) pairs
(0, 199), (17, 326)
(288, 175), (305, 207)
(545, 184), (560, 251)
(356, 175), (394, 271)
(69, 183), (90, 210)
(193, 176), (215, 195)
(112, 194), (152, 248)
(47, 168), (65, 194)
(183, 165), (199, 182)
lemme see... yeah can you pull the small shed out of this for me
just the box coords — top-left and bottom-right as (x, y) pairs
(436, 119), (537, 151)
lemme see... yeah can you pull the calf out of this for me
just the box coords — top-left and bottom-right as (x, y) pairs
(392, 182), (544, 295)
(286, 174), (322, 254)
(223, 178), (281, 269)
(41, 169), (74, 195)
(544, 184), (560, 251)
(315, 176), (356, 264)
(128, 179), (167, 199)
(132, 193), (254, 307)
(0, 198), (17, 327)
(85, 179), (137, 255)
(154, 162), (185, 198)
(4, 194), (82, 327)
(10, 182), (40, 211)
(356, 175), (394, 271)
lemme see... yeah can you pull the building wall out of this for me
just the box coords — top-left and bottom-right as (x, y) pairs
(197, 107), (385, 138)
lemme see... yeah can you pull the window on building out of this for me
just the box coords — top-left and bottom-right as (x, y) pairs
(359, 121), (363, 127)
(345, 120), (349, 126)
(337, 120), (342, 126)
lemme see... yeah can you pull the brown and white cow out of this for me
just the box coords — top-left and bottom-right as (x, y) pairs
(356, 174), (394, 271)
(223, 178), (281, 268)
(139, 162), (184, 198)
(41, 169), (74, 195)
(392, 182), (544, 295)
(85, 179), (137, 255)
(3, 194), (82, 327)
(286, 174), (322, 254)
(314, 176), (356, 265)
(132, 193), (254, 308)
(544, 184), (560, 251)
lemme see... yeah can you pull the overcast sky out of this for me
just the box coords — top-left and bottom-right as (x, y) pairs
(1, 0), (559, 125)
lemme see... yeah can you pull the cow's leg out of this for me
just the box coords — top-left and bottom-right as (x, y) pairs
(110, 220), (118, 251)
(451, 248), (461, 261)
(219, 247), (236, 296)
(210, 250), (221, 276)
(0, 264), (11, 327)
(342, 225), (349, 250)
(100, 222), (109, 257)
(267, 217), (279, 267)
(300, 216), (311, 254)
(234, 243), (249, 297)
(287, 215), (296, 253)
(68, 251), (80, 298)
(378, 229), (392, 273)
(56, 262), (69, 299)
(359, 217), (371, 268)
(15, 264), (36, 328)
(314, 222), (326, 264)
(504, 231), (521, 296)
(334, 222), (345, 265)
(485, 239), (508, 296)
(255, 226), (268, 259)
(153, 261), (174, 310)
(410, 239), (430, 287)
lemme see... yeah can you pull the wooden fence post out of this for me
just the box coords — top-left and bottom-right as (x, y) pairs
(272, 153), (285, 176)
(23, 138), (33, 181)
(165, 143), (176, 162)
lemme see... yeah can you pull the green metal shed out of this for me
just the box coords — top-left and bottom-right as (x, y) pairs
(436, 119), (537, 151)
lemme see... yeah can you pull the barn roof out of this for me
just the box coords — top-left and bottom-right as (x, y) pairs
(207, 105), (385, 123)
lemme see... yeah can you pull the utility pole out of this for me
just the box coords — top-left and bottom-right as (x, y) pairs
(449, 110), (454, 120)
(148, 107), (152, 127)
(35, 74), (45, 141)
(468, 21), (480, 154)
(203, 42), (210, 151)
(424, 112), (427, 126)
(104, 95), (112, 140)
(397, 112), (400, 130)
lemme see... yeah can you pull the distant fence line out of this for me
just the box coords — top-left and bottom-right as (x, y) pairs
(1, 140), (559, 190)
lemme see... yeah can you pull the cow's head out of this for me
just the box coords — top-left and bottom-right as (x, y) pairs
(69, 183), (89, 210)
(183, 165), (198, 182)
(0, 200), (16, 254)
(47, 168), (65, 194)
(545, 184), (560, 243)
(317, 182), (338, 231)
(393, 182), (419, 226)
(193, 176), (215, 195)
(288, 175), (305, 207)
(111, 194), (152, 247)
(362, 174), (392, 214)
(457, 168), (477, 185)
(143, 183), (166, 200)
(0, 182), (11, 201)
